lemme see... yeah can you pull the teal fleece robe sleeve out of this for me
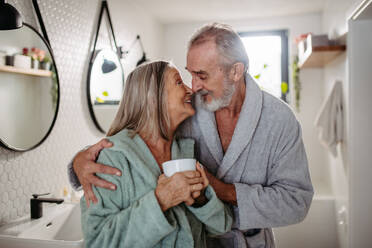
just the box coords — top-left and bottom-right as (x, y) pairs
(187, 186), (232, 237)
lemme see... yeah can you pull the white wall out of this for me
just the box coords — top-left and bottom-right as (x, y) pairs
(0, 0), (164, 223)
(323, 0), (363, 39)
(109, 0), (165, 76)
(162, 13), (331, 196)
(274, 197), (338, 248)
(322, 52), (349, 248)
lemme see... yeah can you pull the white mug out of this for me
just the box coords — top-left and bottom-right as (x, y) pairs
(162, 158), (196, 177)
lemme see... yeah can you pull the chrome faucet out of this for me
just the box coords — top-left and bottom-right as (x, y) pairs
(30, 193), (64, 219)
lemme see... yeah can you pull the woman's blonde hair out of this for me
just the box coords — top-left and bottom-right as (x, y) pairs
(107, 61), (171, 140)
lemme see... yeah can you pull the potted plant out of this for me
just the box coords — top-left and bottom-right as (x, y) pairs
(40, 54), (52, 71)
(292, 55), (301, 112)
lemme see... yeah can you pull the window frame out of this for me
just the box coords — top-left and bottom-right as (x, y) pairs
(239, 29), (289, 102)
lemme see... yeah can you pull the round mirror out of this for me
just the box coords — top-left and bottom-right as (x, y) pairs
(0, 23), (60, 151)
(87, 49), (124, 133)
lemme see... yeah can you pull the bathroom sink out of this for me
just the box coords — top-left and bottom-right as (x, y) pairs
(0, 203), (84, 248)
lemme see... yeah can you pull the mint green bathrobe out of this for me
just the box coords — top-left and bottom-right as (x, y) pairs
(80, 129), (232, 248)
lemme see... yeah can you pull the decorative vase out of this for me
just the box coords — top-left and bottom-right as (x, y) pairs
(14, 55), (31, 69)
(5, 55), (15, 66)
(40, 61), (51, 70)
(31, 58), (39, 69)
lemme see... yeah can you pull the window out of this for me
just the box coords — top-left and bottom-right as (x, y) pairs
(239, 30), (289, 102)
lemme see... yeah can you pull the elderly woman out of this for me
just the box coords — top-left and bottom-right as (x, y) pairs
(80, 61), (232, 248)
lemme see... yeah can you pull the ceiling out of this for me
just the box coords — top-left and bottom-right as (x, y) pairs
(134, 0), (328, 24)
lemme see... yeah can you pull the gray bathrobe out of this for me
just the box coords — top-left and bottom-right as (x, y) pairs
(178, 73), (314, 248)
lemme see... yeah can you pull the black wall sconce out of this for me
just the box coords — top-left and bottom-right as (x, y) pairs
(120, 35), (149, 66)
(0, 0), (23, 30)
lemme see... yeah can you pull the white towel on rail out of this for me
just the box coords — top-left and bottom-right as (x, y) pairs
(315, 80), (344, 156)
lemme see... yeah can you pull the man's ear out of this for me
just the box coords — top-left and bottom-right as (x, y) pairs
(229, 62), (245, 82)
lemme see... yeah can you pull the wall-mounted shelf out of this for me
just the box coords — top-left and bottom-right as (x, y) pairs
(298, 34), (346, 68)
(0, 65), (52, 77)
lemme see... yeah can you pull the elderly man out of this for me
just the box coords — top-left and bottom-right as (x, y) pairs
(69, 23), (313, 248)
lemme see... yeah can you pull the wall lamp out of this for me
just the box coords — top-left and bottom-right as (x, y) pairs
(0, 0), (23, 30)
(119, 35), (149, 66)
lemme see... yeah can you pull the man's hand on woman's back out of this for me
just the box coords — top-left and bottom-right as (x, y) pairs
(73, 139), (122, 207)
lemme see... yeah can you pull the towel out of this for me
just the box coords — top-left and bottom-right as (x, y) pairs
(315, 80), (344, 156)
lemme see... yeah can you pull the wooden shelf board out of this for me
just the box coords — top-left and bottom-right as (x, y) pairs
(299, 45), (346, 68)
(0, 65), (52, 77)
(312, 45), (346, 52)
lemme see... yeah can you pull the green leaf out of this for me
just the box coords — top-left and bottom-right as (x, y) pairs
(281, 81), (288, 94)
(254, 74), (261, 79)
(263, 64), (268, 68)
(102, 91), (109, 96)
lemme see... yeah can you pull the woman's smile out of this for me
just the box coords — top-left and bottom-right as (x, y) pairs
(166, 67), (195, 130)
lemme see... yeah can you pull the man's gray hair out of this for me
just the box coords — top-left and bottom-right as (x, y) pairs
(188, 22), (249, 72)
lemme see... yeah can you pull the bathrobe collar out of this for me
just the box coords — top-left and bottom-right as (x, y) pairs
(129, 131), (194, 173)
(195, 73), (263, 179)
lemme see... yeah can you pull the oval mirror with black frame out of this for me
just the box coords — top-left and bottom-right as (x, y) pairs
(87, 0), (124, 134)
(0, 23), (60, 151)
(87, 48), (124, 133)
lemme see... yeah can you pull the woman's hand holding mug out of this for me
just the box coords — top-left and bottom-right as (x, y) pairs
(155, 161), (209, 211)
(155, 171), (204, 211)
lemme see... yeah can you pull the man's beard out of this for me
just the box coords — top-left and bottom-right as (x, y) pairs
(195, 78), (236, 112)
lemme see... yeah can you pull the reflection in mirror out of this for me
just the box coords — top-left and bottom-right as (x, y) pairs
(88, 49), (124, 133)
(0, 23), (59, 151)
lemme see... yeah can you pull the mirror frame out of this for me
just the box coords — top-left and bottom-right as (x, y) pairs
(86, 0), (123, 134)
(0, 22), (60, 152)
